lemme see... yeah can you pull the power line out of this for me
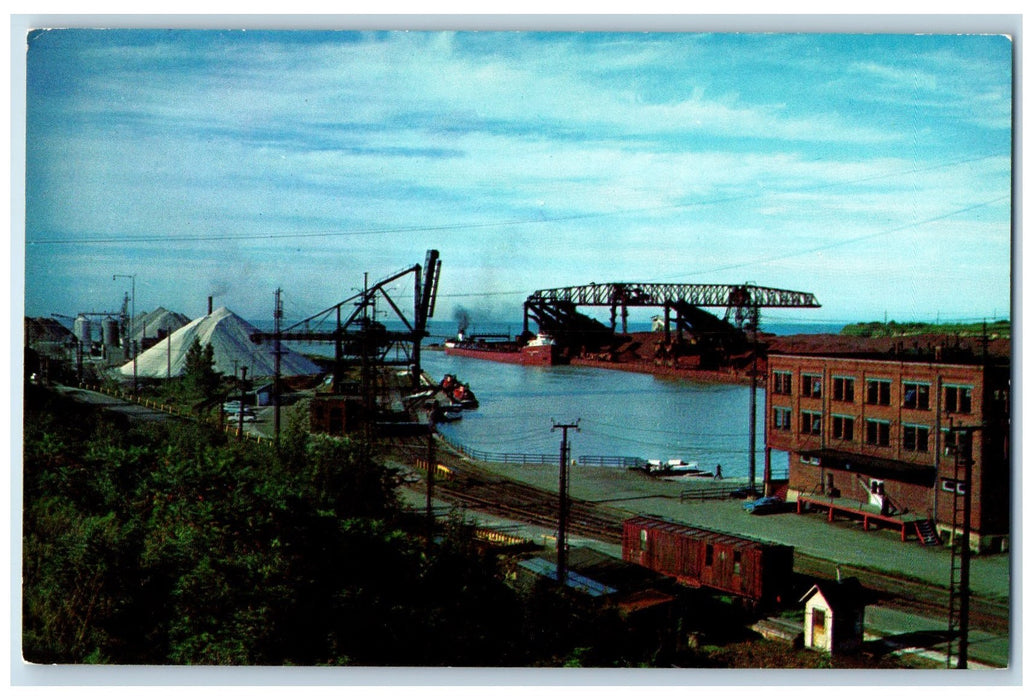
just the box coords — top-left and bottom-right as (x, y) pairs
(26, 152), (1003, 247)
(647, 194), (1010, 284)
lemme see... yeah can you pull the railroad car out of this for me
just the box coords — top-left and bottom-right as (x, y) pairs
(622, 515), (794, 607)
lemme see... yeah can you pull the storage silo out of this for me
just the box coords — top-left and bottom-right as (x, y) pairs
(102, 316), (120, 348)
(73, 314), (92, 345)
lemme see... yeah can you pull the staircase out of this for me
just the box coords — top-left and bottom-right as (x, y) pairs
(915, 519), (941, 546)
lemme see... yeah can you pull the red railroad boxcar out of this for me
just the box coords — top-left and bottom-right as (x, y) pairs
(622, 516), (794, 606)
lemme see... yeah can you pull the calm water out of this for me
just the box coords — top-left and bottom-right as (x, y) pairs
(259, 316), (823, 479)
(419, 351), (788, 480)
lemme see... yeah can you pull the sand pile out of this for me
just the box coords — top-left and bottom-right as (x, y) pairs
(118, 306), (321, 379)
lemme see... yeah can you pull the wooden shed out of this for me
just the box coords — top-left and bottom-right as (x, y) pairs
(799, 578), (865, 654)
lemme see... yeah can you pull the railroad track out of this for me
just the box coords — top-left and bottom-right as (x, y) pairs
(387, 436), (1009, 635)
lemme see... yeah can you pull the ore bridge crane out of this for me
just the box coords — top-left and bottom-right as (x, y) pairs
(523, 282), (820, 366)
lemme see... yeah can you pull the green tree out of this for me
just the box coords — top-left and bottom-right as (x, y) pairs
(183, 337), (219, 399)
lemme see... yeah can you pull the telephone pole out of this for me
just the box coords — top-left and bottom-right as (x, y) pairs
(552, 419), (579, 586)
(237, 366), (248, 441)
(273, 288), (283, 447)
(425, 410), (437, 553)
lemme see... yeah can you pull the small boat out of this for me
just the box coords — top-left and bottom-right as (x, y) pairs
(436, 404), (463, 422)
(632, 459), (714, 479)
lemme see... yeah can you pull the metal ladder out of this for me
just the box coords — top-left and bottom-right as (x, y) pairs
(945, 429), (973, 669)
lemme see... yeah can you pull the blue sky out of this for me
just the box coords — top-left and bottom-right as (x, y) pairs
(21, 29), (1013, 327)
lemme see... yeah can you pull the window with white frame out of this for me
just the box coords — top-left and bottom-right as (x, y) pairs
(832, 376), (855, 402)
(866, 379), (892, 406)
(802, 374), (823, 399)
(903, 381), (931, 410)
(944, 385), (973, 414)
(801, 410), (822, 436)
(772, 406), (792, 431)
(865, 419), (890, 447)
(772, 370), (792, 395)
(902, 424), (930, 452)
(831, 415), (855, 441)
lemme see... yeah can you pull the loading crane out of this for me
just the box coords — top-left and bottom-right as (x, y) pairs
(250, 250), (442, 442)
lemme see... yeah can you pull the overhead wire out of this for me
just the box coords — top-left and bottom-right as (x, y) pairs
(26, 151), (1003, 249)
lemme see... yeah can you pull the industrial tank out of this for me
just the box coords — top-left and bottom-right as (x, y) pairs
(102, 317), (120, 347)
(73, 315), (92, 346)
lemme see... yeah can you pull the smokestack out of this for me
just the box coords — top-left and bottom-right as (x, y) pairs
(208, 296), (213, 315)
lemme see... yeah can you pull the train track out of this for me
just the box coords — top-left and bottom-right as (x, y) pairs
(386, 436), (1009, 635)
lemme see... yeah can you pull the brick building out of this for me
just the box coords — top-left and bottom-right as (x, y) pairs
(765, 346), (1010, 553)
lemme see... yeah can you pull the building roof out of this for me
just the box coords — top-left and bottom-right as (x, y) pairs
(799, 578), (864, 613)
(767, 332), (1009, 365)
(517, 557), (618, 597)
(799, 448), (937, 486)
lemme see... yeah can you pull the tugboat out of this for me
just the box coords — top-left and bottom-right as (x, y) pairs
(441, 374), (479, 409)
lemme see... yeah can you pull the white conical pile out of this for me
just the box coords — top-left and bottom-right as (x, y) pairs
(118, 306), (321, 379)
(131, 307), (191, 345)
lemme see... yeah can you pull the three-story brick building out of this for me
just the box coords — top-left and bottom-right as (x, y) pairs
(765, 345), (1009, 553)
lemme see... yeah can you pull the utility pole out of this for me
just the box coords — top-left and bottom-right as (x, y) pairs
(747, 302), (760, 495)
(552, 419), (580, 586)
(273, 288), (283, 447)
(946, 423), (980, 669)
(113, 274), (136, 393)
(425, 408), (437, 553)
(237, 366), (248, 441)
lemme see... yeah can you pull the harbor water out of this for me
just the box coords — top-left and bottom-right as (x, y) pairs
(259, 317), (833, 480)
(419, 350), (788, 481)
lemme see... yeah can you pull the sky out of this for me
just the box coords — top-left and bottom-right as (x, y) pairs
(19, 27), (1014, 329)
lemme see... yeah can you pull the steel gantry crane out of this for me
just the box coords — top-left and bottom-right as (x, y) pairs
(523, 281), (820, 361)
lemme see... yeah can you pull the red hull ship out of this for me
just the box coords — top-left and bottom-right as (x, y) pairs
(443, 333), (566, 366)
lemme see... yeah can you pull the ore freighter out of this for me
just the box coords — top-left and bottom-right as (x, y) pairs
(443, 331), (567, 366)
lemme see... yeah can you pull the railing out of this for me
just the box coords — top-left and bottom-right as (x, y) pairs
(576, 455), (648, 468)
(680, 484), (753, 501)
(435, 431), (559, 466)
(78, 382), (272, 445)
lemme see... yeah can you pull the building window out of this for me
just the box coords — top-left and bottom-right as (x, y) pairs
(902, 424), (930, 452)
(865, 419), (890, 447)
(772, 371), (792, 395)
(802, 374), (823, 399)
(833, 376), (855, 402)
(866, 379), (891, 406)
(801, 411), (822, 436)
(941, 478), (967, 495)
(903, 382), (931, 410)
(639, 529), (648, 552)
(772, 406), (792, 431)
(733, 550), (742, 576)
(942, 429), (973, 459)
(832, 415), (855, 441)
(705, 543), (714, 567)
(944, 385), (973, 414)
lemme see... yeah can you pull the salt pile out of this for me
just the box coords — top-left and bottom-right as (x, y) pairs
(131, 307), (191, 344)
(119, 306), (321, 379)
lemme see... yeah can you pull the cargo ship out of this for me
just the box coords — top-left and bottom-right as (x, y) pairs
(443, 331), (567, 366)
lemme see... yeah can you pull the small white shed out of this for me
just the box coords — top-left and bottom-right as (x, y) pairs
(799, 578), (865, 655)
